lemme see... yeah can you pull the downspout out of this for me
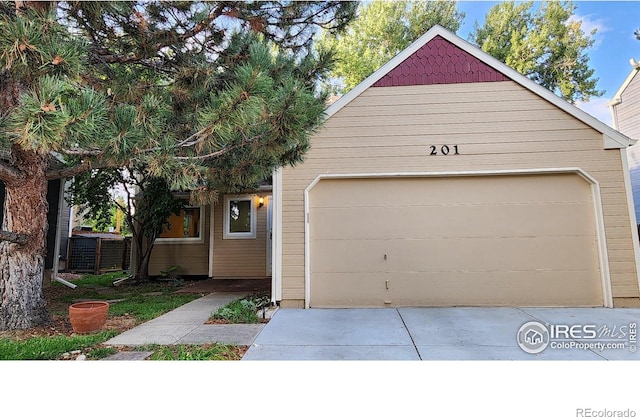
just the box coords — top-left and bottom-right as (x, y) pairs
(53, 179), (76, 289)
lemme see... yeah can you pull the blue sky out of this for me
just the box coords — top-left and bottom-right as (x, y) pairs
(456, 1), (640, 126)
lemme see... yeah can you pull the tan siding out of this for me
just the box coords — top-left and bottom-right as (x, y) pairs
(281, 81), (640, 303)
(212, 194), (269, 277)
(149, 206), (210, 276)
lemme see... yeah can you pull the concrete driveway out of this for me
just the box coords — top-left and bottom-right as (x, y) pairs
(242, 307), (640, 360)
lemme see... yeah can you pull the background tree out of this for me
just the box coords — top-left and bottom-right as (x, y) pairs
(315, 0), (465, 93)
(68, 168), (185, 281)
(0, 1), (356, 330)
(470, 0), (602, 103)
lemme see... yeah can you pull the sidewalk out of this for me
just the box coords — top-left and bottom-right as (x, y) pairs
(104, 292), (266, 347)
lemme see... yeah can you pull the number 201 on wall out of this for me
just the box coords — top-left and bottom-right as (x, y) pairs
(429, 145), (459, 155)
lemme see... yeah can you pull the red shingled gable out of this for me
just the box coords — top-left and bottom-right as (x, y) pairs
(373, 35), (509, 87)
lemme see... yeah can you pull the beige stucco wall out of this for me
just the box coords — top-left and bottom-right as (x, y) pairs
(280, 81), (640, 306)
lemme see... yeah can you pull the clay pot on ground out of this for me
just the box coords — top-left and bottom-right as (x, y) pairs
(69, 301), (109, 334)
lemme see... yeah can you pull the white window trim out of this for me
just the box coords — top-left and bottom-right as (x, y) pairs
(156, 206), (205, 244)
(223, 194), (257, 239)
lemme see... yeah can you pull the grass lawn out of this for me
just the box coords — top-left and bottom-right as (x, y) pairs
(0, 271), (245, 360)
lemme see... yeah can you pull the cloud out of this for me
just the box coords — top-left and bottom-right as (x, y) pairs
(570, 14), (610, 48)
(572, 13), (610, 35)
(576, 97), (613, 127)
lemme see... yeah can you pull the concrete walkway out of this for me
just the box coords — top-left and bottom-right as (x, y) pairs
(243, 307), (640, 360)
(102, 293), (640, 360)
(104, 293), (266, 346)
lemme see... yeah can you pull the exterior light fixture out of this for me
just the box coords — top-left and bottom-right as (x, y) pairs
(258, 196), (264, 208)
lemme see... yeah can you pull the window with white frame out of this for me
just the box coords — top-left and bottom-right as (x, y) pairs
(157, 206), (203, 242)
(223, 195), (256, 239)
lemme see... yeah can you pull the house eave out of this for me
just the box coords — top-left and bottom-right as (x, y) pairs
(609, 65), (640, 108)
(324, 25), (633, 150)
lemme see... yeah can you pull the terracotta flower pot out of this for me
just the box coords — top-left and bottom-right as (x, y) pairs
(69, 301), (109, 334)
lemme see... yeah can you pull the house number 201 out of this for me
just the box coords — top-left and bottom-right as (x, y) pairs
(429, 145), (459, 155)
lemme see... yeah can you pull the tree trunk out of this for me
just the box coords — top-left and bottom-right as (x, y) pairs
(0, 149), (50, 330)
(134, 235), (155, 281)
(0, 1), (56, 330)
(136, 249), (150, 280)
(130, 220), (151, 281)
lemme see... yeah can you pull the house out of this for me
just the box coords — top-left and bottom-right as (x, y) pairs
(148, 183), (273, 280)
(0, 178), (71, 281)
(609, 60), (640, 224)
(152, 26), (640, 308)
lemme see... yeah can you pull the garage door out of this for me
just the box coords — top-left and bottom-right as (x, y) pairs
(308, 173), (603, 307)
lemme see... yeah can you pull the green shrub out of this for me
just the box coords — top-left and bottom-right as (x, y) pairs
(211, 293), (270, 324)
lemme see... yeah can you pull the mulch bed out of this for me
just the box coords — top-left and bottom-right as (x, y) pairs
(175, 278), (271, 294)
(0, 315), (138, 341)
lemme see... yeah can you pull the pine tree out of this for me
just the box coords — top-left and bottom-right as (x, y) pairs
(0, 1), (356, 330)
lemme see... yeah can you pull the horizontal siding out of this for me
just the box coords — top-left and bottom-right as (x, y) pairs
(212, 194), (269, 277)
(617, 71), (640, 141)
(281, 81), (640, 302)
(629, 164), (640, 221)
(149, 206), (210, 276)
(149, 196), (271, 278)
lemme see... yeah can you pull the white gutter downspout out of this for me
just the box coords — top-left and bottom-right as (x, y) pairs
(52, 180), (76, 289)
(55, 276), (76, 289)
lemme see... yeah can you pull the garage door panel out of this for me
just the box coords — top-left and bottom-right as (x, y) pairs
(309, 174), (603, 307)
(311, 179), (389, 207)
(386, 236), (599, 272)
(310, 272), (388, 307)
(384, 174), (591, 206)
(388, 270), (603, 306)
(384, 203), (596, 239)
(311, 207), (385, 240)
(310, 239), (386, 273)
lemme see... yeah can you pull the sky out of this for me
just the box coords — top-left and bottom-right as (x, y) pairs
(456, 1), (640, 126)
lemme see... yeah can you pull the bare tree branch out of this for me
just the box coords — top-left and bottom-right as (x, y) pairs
(0, 230), (29, 245)
(60, 147), (104, 156)
(85, 3), (227, 66)
(0, 160), (25, 184)
(45, 159), (118, 180)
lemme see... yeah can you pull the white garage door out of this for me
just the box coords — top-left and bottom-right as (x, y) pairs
(308, 173), (603, 307)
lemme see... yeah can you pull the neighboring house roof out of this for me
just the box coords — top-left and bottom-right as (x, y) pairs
(326, 25), (634, 149)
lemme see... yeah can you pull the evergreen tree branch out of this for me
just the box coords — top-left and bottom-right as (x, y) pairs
(174, 130), (269, 161)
